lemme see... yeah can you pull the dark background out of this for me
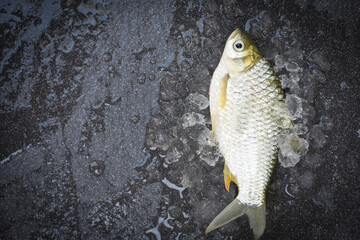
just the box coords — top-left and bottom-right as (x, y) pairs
(1, 0), (359, 239)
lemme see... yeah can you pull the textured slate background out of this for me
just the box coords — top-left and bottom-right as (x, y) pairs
(1, 0), (359, 239)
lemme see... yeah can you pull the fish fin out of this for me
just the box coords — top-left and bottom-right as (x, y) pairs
(210, 68), (228, 136)
(246, 203), (266, 240)
(205, 198), (247, 234)
(219, 73), (228, 109)
(223, 164), (233, 192)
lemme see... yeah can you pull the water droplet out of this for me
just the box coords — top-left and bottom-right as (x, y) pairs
(89, 160), (105, 177)
(108, 65), (115, 73)
(103, 33), (110, 39)
(102, 53), (112, 62)
(138, 73), (146, 84)
(148, 74), (155, 81)
(59, 36), (74, 53)
(131, 115), (141, 123)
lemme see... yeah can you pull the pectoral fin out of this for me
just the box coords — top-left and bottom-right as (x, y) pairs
(219, 73), (228, 109)
(210, 66), (229, 137)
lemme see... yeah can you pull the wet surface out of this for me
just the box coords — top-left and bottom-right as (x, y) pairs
(1, 0), (360, 239)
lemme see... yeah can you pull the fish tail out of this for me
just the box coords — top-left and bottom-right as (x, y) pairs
(246, 203), (266, 239)
(205, 199), (266, 240)
(205, 198), (247, 234)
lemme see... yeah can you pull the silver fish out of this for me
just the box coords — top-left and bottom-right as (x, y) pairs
(207, 29), (292, 239)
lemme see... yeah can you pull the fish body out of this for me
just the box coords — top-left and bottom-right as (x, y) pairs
(207, 29), (291, 239)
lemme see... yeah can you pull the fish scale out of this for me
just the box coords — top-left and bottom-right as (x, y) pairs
(221, 60), (282, 203)
(206, 29), (291, 239)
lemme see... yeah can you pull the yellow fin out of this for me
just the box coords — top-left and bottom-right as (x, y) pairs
(209, 65), (228, 137)
(219, 73), (228, 109)
(223, 164), (233, 192)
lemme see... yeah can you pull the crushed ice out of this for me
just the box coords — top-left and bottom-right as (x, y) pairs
(278, 132), (309, 167)
(269, 19), (330, 167)
(188, 93), (209, 110)
(181, 112), (206, 128)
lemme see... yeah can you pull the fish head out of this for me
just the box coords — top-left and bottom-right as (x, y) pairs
(221, 29), (262, 73)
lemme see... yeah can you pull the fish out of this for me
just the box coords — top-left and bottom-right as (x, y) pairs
(206, 29), (292, 239)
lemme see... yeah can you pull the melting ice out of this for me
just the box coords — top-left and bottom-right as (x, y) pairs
(162, 177), (186, 198)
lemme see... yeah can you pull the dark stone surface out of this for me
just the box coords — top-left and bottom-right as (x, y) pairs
(1, 0), (359, 239)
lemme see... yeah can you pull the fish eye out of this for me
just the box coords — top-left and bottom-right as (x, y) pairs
(233, 40), (245, 52)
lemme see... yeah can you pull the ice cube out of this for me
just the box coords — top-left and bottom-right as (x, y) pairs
(188, 93), (209, 110)
(295, 123), (308, 135)
(279, 74), (300, 93)
(285, 94), (303, 120)
(195, 127), (220, 166)
(285, 61), (301, 72)
(274, 54), (286, 71)
(197, 144), (220, 166)
(278, 133), (309, 167)
(145, 130), (170, 151)
(278, 150), (300, 168)
(181, 112), (206, 128)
